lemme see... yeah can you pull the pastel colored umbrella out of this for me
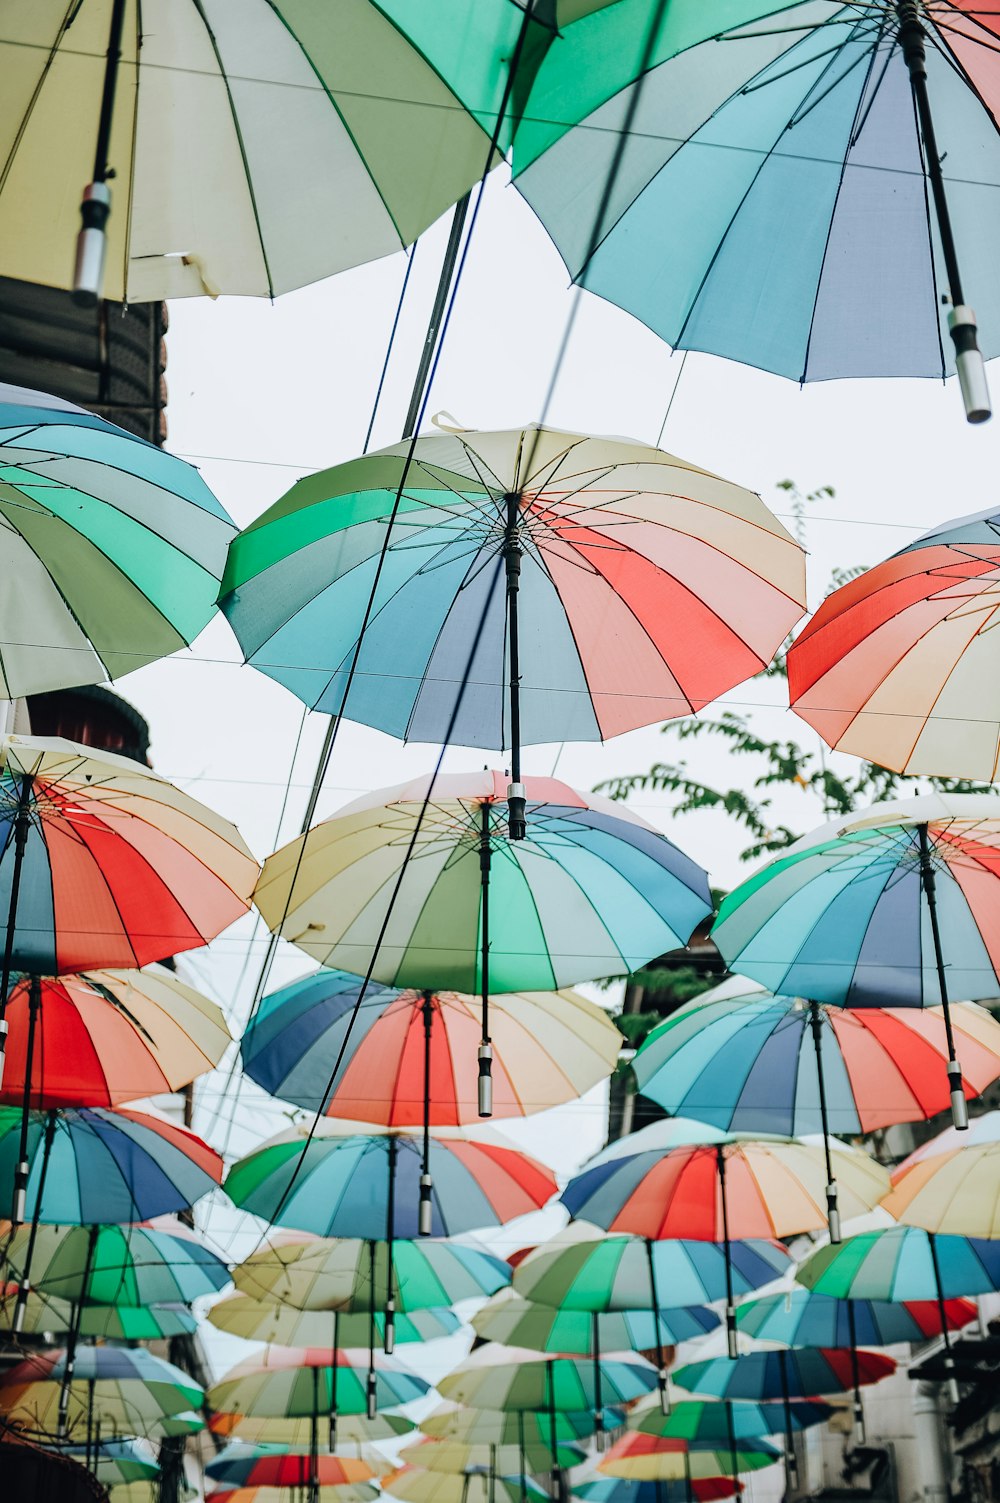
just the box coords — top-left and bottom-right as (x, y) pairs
(207, 1347), (429, 1420)
(787, 506), (1000, 780)
(255, 769), (710, 1115)
(561, 1120), (889, 1354)
(0, 4), (583, 303)
(574, 1482), (740, 1503)
(673, 1348), (895, 1403)
(436, 1345), (658, 1415)
(0, 1343), (203, 1440)
(383, 1470), (549, 1503)
(0, 384), (236, 696)
(2, 1288), (197, 1341)
(796, 1227), (1000, 1302)
(209, 1295), (460, 1351)
(882, 1110), (1000, 1237)
(472, 1287), (719, 1353)
(632, 977), (1000, 1137)
(205, 1452), (379, 1488)
(420, 1405), (623, 1448)
(154, 1410), (206, 1437)
(513, 4), (998, 421)
(230, 1233), (510, 1315)
(208, 1491), (377, 1503)
(222, 424), (803, 794)
(51, 1438), (158, 1486)
(597, 1434), (780, 1483)
(210, 1413), (414, 1448)
(399, 1438), (585, 1475)
(631, 1398), (833, 1444)
(713, 794), (1000, 1132)
(1, 965), (231, 1110)
(735, 1288), (977, 1349)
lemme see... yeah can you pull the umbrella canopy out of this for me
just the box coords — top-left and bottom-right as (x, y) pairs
(0, 1106), (223, 1223)
(208, 1491), (378, 1503)
(221, 424), (803, 753)
(0, 1218), (229, 1305)
(0, 3), (582, 302)
(796, 1225), (1000, 1302)
(419, 1405), (623, 1447)
(735, 1288), (976, 1347)
(561, 1121), (889, 1240)
(254, 770), (711, 990)
(674, 1349), (895, 1402)
(205, 1452), (379, 1488)
(472, 1287), (718, 1352)
(0, 385), (236, 697)
(575, 1483), (740, 1503)
(207, 1346), (429, 1419)
(226, 1127), (556, 1239)
(632, 977), (1000, 1135)
(50, 1438), (158, 1486)
(209, 1412), (414, 1447)
(512, 4), (1000, 409)
(882, 1110), (1000, 1235)
(598, 1434), (780, 1482)
(0, 965), (231, 1110)
(384, 1470), (549, 1503)
(437, 1344), (658, 1411)
(241, 971), (620, 1124)
(0, 1344), (203, 1436)
(788, 506), (1000, 780)
(1, 1288), (197, 1340)
(208, 1295), (459, 1349)
(231, 1233), (509, 1312)
(399, 1438), (585, 1474)
(631, 1398), (833, 1443)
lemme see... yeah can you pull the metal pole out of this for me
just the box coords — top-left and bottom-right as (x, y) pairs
(58, 1225), (98, 1437)
(716, 1146), (739, 1358)
(328, 1310), (339, 1451)
(519, 1408), (528, 1503)
(725, 1400), (739, 1495)
(683, 1448), (694, 1503)
(73, 0), (127, 305)
(401, 194), (471, 441)
(591, 1312), (605, 1451)
(12, 1109), (56, 1331)
(84, 1379), (95, 1472)
(12, 978), (41, 1226)
(504, 492), (527, 841)
(929, 1232), (960, 1404)
(489, 1442), (497, 1503)
(310, 1365), (320, 1503)
(917, 824), (968, 1128)
(377, 1142), (396, 1414)
(896, 2), (991, 423)
(808, 1001), (841, 1242)
(478, 803), (493, 1117)
(847, 1300), (866, 1445)
(645, 1238), (671, 1414)
(0, 773), (33, 1090)
(779, 1349), (800, 1490)
(419, 991), (434, 1236)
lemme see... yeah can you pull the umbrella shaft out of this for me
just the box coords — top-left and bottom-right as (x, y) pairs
(13, 1111), (56, 1331)
(0, 787), (32, 1086)
(917, 826), (968, 1129)
(479, 806), (493, 1116)
(504, 494), (526, 841)
(808, 1002), (841, 1242)
(13, 980), (41, 1226)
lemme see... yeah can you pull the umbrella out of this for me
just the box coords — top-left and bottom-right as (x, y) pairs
(205, 1452), (379, 1488)
(0, 1343), (203, 1441)
(574, 1483), (741, 1503)
(787, 505), (1000, 781)
(631, 1398), (833, 1443)
(632, 977), (1000, 1138)
(154, 1410), (206, 1437)
(0, 731), (258, 1185)
(712, 794), (1000, 1130)
(735, 1288), (976, 1348)
(561, 1121), (888, 1352)
(597, 1434), (780, 1483)
(796, 1226), (1000, 1302)
(0, 383), (237, 695)
(230, 1233), (510, 1316)
(221, 424), (804, 808)
(436, 1346), (659, 1434)
(1, 3), (582, 303)
(1, 965), (231, 1110)
(512, 3), (999, 421)
(254, 769), (710, 1112)
(674, 1348), (894, 1415)
(399, 1438), (586, 1475)
(208, 1491), (377, 1503)
(49, 1437), (158, 1486)
(208, 1294), (459, 1350)
(383, 1470), (550, 1503)
(0, 1288), (197, 1341)
(882, 1109), (1000, 1235)
(209, 1412), (414, 1448)
(472, 1287), (719, 1353)
(420, 1404), (624, 1448)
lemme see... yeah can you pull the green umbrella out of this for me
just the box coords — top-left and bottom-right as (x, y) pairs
(400, 1438), (584, 1475)
(0, 384), (236, 698)
(421, 1404), (623, 1447)
(208, 1293), (460, 1349)
(50, 1438), (158, 1486)
(1, 1288), (197, 1341)
(2, 1219), (230, 1308)
(472, 1287), (719, 1357)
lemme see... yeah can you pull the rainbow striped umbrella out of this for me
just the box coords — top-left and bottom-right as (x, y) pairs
(735, 1288), (976, 1348)
(0, 1344), (203, 1439)
(208, 1295), (459, 1350)
(598, 1433), (780, 1483)
(796, 1226), (1000, 1302)
(882, 1110), (1000, 1235)
(575, 1482), (740, 1503)
(674, 1348), (895, 1402)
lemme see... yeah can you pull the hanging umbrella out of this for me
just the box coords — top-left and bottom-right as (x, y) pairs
(254, 768), (710, 1112)
(472, 1287), (719, 1352)
(735, 1287), (976, 1349)
(597, 1435), (780, 1482)
(209, 1294), (459, 1350)
(230, 1233), (510, 1314)
(561, 1120), (888, 1353)
(437, 1345), (659, 1418)
(630, 1398), (833, 1444)
(712, 794), (1000, 1131)
(221, 424), (804, 800)
(0, 3), (591, 303)
(155, 1410), (206, 1438)
(0, 384), (237, 695)
(383, 1470), (550, 1503)
(882, 1110), (1000, 1235)
(420, 1404), (624, 1448)
(1, 1288), (197, 1340)
(208, 1491), (378, 1503)
(0, 1343), (203, 1440)
(205, 1452), (380, 1488)
(1, 965), (231, 1110)
(209, 1412), (414, 1448)
(513, 3), (999, 421)
(632, 977), (1000, 1137)
(399, 1438), (586, 1475)
(787, 506), (1000, 780)
(673, 1348), (895, 1402)
(574, 1482), (741, 1503)
(0, 731), (258, 1189)
(796, 1226), (1000, 1302)
(49, 1438), (158, 1486)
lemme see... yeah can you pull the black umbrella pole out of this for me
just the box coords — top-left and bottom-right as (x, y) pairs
(419, 992), (434, 1236)
(683, 1450), (694, 1503)
(716, 1147), (738, 1358)
(504, 492), (527, 841)
(12, 978), (41, 1226)
(310, 1367), (320, 1503)
(592, 1313), (606, 1451)
(645, 1237), (671, 1414)
(779, 1350), (799, 1489)
(329, 1310), (340, 1450)
(383, 1151), (396, 1363)
(808, 1002), (840, 1242)
(918, 826), (968, 1129)
(12, 1110), (56, 1332)
(726, 1400), (739, 1494)
(478, 807), (493, 1117)
(518, 1408), (528, 1503)
(929, 1233), (960, 1404)
(74, 0), (127, 306)
(896, 2), (991, 423)
(0, 782), (32, 1092)
(846, 1301), (866, 1445)
(59, 1225), (97, 1437)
